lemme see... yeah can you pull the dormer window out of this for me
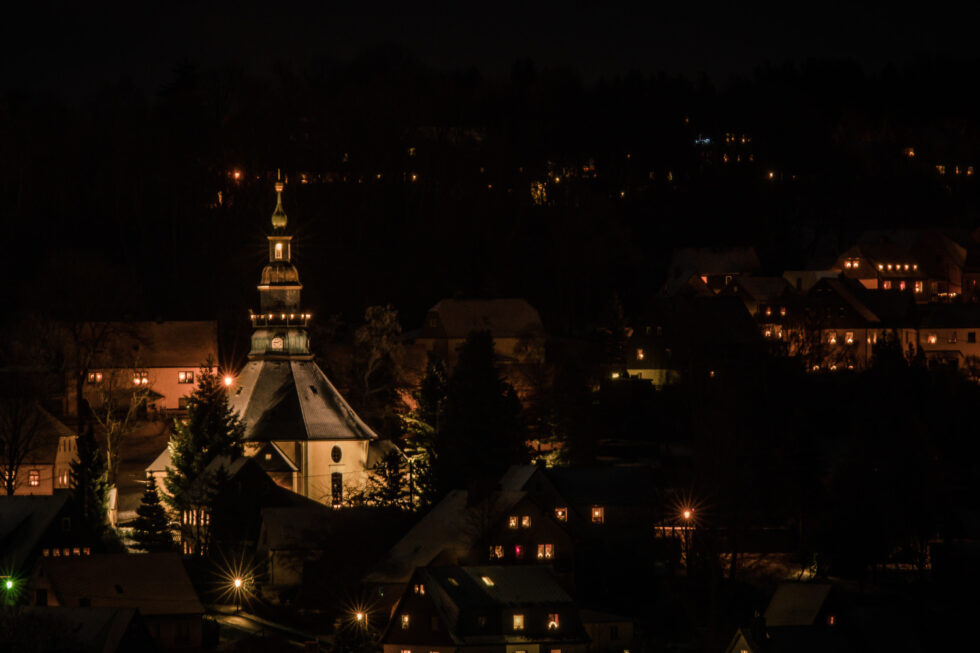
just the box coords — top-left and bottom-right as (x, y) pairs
(555, 507), (567, 522)
(401, 614), (410, 629)
(592, 506), (605, 524)
(275, 242), (283, 260)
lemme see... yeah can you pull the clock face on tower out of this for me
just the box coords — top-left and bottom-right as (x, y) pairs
(271, 337), (284, 351)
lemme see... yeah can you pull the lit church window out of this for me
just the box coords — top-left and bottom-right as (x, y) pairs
(275, 243), (283, 260)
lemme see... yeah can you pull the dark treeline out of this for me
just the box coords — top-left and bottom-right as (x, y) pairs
(4, 50), (980, 341)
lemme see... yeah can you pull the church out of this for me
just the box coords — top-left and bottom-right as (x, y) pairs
(227, 174), (394, 507)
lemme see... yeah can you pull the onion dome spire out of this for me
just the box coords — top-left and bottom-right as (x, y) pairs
(271, 169), (288, 229)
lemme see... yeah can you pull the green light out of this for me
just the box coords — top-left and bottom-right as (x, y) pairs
(3, 580), (12, 590)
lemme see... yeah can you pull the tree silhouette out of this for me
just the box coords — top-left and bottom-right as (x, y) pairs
(132, 476), (174, 552)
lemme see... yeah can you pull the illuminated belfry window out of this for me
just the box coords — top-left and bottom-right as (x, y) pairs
(275, 243), (283, 260)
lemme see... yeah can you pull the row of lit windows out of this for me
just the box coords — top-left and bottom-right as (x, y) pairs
(400, 613), (561, 632)
(876, 262), (918, 272)
(762, 305), (787, 317)
(42, 547), (90, 557)
(489, 543), (555, 560)
(182, 510), (211, 526)
(936, 164), (974, 176)
(926, 331), (977, 345)
(881, 280), (923, 292)
(88, 370), (198, 384)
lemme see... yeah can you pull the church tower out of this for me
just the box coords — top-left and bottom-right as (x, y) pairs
(249, 172), (311, 358)
(229, 174), (395, 507)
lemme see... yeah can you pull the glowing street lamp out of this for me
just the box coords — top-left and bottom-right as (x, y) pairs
(223, 375), (234, 388)
(682, 509), (693, 521)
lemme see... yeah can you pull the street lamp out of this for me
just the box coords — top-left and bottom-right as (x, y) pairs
(232, 577), (244, 613)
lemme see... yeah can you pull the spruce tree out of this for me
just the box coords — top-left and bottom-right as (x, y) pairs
(132, 476), (174, 552)
(434, 331), (527, 493)
(70, 423), (109, 535)
(164, 360), (245, 514)
(401, 353), (448, 507)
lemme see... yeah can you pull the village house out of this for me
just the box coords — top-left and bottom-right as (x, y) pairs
(69, 320), (218, 415)
(915, 303), (980, 371)
(628, 295), (764, 384)
(31, 552), (205, 651)
(0, 495), (100, 578)
(381, 565), (589, 653)
(662, 246), (761, 296)
(3, 406), (77, 496)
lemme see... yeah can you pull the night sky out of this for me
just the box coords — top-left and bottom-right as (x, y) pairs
(6, 2), (977, 97)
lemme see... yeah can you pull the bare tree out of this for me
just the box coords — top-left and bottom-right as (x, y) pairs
(0, 391), (44, 495)
(88, 361), (148, 487)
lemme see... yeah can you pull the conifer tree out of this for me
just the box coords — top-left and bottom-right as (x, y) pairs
(434, 331), (527, 493)
(400, 353), (448, 507)
(70, 423), (109, 534)
(164, 360), (245, 514)
(132, 476), (174, 552)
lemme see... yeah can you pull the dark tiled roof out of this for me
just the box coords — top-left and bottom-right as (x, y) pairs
(425, 299), (545, 339)
(230, 359), (377, 442)
(40, 553), (204, 616)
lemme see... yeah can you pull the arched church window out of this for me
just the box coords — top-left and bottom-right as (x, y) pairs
(275, 243), (283, 260)
(331, 446), (342, 463)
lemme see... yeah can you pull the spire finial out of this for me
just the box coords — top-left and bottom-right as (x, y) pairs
(271, 169), (287, 229)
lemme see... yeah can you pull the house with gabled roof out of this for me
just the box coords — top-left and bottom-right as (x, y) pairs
(69, 320), (218, 415)
(32, 552), (205, 651)
(0, 494), (100, 577)
(381, 565), (589, 653)
(364, 485), (573, 609)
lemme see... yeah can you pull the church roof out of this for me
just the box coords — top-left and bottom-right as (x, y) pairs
(230, 359), (378, 442)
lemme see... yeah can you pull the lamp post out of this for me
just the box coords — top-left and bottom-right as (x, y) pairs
(680, 508), (694, 574)
(233, 577), (243, 613)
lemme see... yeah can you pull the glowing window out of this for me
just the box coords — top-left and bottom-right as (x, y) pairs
(86, 372), (103, 383)
(490, 545), (505, 559)
(413, 583), (425, 595)
(29, 470), (40, 487)
(177, 371), (194, 384)
(592, 506), (605, 524)
(133, 371), (149, 385)
(508, 516), (518, 529)
(914, 281), (923, 293)
(845, 332), (854, 345)
(548, 613), (560, 630)
(275, 243), (283, 260)
(882, 280), (892, 290)
(481, 576), (494, 586)
(521, 515), (531, 528)
(513, 614), (525, 630)
(827, 615), (836, 626)
(928, 334), (938, 345)
(401, 614), (410, 629)
(537, 543), (554, 559)
(636, 348), (645, 360)
(765, 306), (772, 316)
(555, 507), (567, 522)
(828, 333), (837, 345)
